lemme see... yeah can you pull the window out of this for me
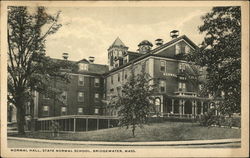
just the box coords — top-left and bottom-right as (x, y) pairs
(43, 106), (49, 116)
(118, 73), (120, 82)
(94, 108), (99, 114)
(78, 92), (84, 102)
(78, 63), (88, 71)
(78, 75), (84, 86)
(179, 63), (186, 72)
(185, 45), (191, 54)
(111, 76), (113, 84)
(95, 93), (99, 99)
(124, 70), (127, 79)
(117, 87), (121, 95)
(78, 107), (83, 114)
(60, 91), (67, 104)
(110, 88), (114, 93)
(61, 107), (67, 115)
(199, 84), (203, 90)
(160, 61), (166, 72)
(176, 44), (181, 54)
(178, 82), (186, 91)
(94, 78), (100, 87)
(159, 80), (166, 93)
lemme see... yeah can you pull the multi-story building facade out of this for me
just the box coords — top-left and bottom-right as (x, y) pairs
(35, 57), (109, 118)
(104, 30), (210, 117)
(8, 30), (213, 131)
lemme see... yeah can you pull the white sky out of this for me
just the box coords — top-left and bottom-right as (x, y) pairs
(45, 7), (212, 65)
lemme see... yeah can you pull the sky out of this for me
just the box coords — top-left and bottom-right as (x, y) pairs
(45, 6), (212, 65)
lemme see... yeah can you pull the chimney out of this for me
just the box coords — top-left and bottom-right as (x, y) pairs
(62, 53), (69, 60)
(170, 30), (179, 39)
(155, 39), (164, 47)
(89, 56), (95, 63)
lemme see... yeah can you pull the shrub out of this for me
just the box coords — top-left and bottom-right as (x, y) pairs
(199, 108), (217, 126)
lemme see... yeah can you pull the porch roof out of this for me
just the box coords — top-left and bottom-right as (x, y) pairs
(37, 115), (119, 121)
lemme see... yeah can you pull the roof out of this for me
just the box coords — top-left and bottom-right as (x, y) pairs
(105, 35), (198, 75)
(52, 58), (108, 76)
(138, 40), (153, 47)
(87, 63), (109, 75)
(109, 37), (127, 48)
(150, 35), (198, 54)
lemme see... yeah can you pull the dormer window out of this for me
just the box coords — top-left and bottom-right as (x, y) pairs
(179, 63), (186, 72)
(79, 63), (88, 71)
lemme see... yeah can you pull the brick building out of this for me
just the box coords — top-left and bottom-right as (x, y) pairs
(104, 30), (210, 117)
(10, 30), (213, 131)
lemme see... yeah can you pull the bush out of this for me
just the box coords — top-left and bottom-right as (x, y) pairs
(199, 108), (241, 128)
(199, 108), (217, 126)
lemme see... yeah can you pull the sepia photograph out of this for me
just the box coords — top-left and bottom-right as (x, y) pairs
(1, 1), (249, 157)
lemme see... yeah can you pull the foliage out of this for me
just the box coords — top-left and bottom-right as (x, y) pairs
(112, 63), (157, 137)
(199, 108), (217, 126)
(187, 7), (241, 115)
(7, 6), (74, 134)
(49, 120), (61, 136)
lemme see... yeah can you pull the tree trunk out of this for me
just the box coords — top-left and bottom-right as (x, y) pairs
(16, 106), (25, 135)
(132, 124), (135, 137)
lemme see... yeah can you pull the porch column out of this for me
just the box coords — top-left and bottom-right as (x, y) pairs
(86, 118), (88, 131)
(64, 119), (67, 131)
(201, 101), (204, 115)
(69, 119), (71, 131)
(182, 100), (185, 115)
(179, 100), (182, 115)
(161, 96), (164, 115)
(171, 99), (174, 113)
(194, 101), (197, 115)
(97, 119), (99, 130)
(108, 119), (110, 128)
(192, 101), (195, 117)
(73, 118), (76, 132)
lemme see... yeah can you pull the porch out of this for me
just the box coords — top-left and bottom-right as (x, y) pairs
(36, 115), (119, 132)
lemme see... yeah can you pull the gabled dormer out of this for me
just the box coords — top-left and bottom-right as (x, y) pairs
(151, 31), (198, 59)
(78, 59), (89, 71)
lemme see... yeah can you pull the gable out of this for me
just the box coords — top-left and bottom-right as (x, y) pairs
(154, 39), (196, 58)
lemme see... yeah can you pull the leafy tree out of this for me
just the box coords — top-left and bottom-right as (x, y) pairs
(7, 6), (73, 134)
(112, 63), (156, 137)
(188, 7), (241, 116)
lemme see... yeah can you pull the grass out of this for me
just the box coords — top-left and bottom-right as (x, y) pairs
(9, 121), (240, 142)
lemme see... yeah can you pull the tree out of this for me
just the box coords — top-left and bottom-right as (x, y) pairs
(112, 63), (156, 137)
(7, 6), (73, 134)
(187, 7), (241, 116)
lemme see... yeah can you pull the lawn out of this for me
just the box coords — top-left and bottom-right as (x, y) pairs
(9, 121), (240, 142)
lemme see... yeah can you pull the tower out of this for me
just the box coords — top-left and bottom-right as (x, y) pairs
(108, 37), (128, 70)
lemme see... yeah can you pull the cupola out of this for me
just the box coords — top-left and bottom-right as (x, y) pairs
(138, 40), (153, 53)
